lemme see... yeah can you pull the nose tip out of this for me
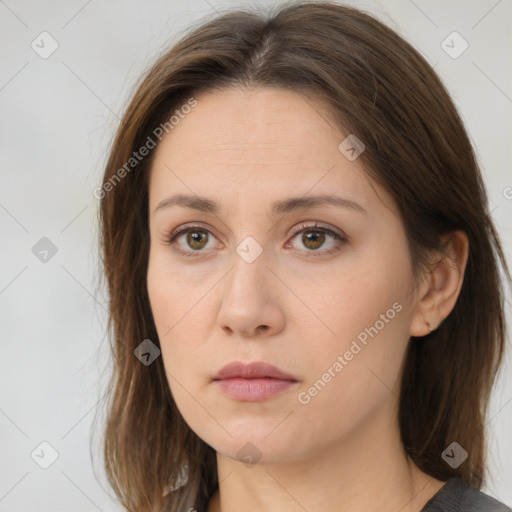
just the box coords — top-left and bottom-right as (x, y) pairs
(217, 257), (285, 339)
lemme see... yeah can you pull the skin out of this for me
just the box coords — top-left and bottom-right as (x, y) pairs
(146, 87), (469, 512)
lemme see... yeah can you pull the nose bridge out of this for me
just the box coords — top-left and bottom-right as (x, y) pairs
(215, 233), (280, 335)
(227, 234), (270, 300)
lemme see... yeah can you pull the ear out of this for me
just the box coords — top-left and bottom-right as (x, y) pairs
(410, 230), (469, 337)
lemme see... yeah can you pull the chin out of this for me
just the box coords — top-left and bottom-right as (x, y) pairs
(193, 420), (311, 466)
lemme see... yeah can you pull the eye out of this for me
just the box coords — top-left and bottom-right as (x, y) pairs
(163, 222), (347, 258)
(285, 222), (347, 257)
(165, 224), (219, 257)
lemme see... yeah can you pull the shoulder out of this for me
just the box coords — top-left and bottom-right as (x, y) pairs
(422, 478), (512, 512)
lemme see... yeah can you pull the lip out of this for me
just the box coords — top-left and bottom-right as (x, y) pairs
(214, 361), (298, 381)
(213, 361), (299, 402)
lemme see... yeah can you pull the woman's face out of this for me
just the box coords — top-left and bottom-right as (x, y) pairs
(147, 86), (422, 464)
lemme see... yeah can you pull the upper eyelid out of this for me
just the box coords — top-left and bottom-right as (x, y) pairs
(170, 222), (211, 238)
(288, 222), (342, 237)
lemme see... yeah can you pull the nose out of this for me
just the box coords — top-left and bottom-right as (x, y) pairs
(216, 247), (285, 339)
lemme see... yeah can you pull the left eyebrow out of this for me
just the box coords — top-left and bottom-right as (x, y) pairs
(154, 193), (367, 216)
(270, 194), (367, 215)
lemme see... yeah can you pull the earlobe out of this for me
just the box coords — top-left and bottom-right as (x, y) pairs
(410, 230), (469, 338)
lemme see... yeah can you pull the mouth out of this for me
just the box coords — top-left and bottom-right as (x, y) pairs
(212, 361), (299, 402)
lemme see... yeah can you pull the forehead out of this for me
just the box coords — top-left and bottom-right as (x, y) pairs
(147, 86), (389, 216)
(180, 87), (335, 141)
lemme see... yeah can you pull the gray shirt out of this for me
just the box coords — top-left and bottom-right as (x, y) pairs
(421, 478), (512, 512)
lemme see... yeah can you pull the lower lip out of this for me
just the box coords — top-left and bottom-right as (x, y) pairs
(214, 378), (297, 402)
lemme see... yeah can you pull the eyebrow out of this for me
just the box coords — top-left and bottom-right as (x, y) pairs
(154, 193), (366, 216)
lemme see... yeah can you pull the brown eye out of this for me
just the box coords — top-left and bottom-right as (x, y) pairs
(300, 231), (326, 251)
(167, 225), (218, 257)
(185, 230), (209, 250)
(286, 223), (347, 258)
(166, 222), (347, 259)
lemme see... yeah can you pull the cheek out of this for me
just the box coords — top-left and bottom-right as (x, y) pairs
(147, 249), (208, 336)
(296, 256), (413, 410)
(312, 258), (409, 346)
(147, 253), (216, 397)
(295, 300), (411, 442)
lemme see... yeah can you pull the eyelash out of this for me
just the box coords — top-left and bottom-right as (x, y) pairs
(162, 222), (348, 259)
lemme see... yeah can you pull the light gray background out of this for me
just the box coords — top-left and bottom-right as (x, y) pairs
(1, 0), (511, 510)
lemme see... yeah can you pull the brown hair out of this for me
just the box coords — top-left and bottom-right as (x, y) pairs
(95, 1), (510, 511)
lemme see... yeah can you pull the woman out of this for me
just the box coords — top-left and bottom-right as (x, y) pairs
(97, 2), (511, 511)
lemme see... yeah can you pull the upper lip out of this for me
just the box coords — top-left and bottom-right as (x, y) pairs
(213, 361), (298, 381)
